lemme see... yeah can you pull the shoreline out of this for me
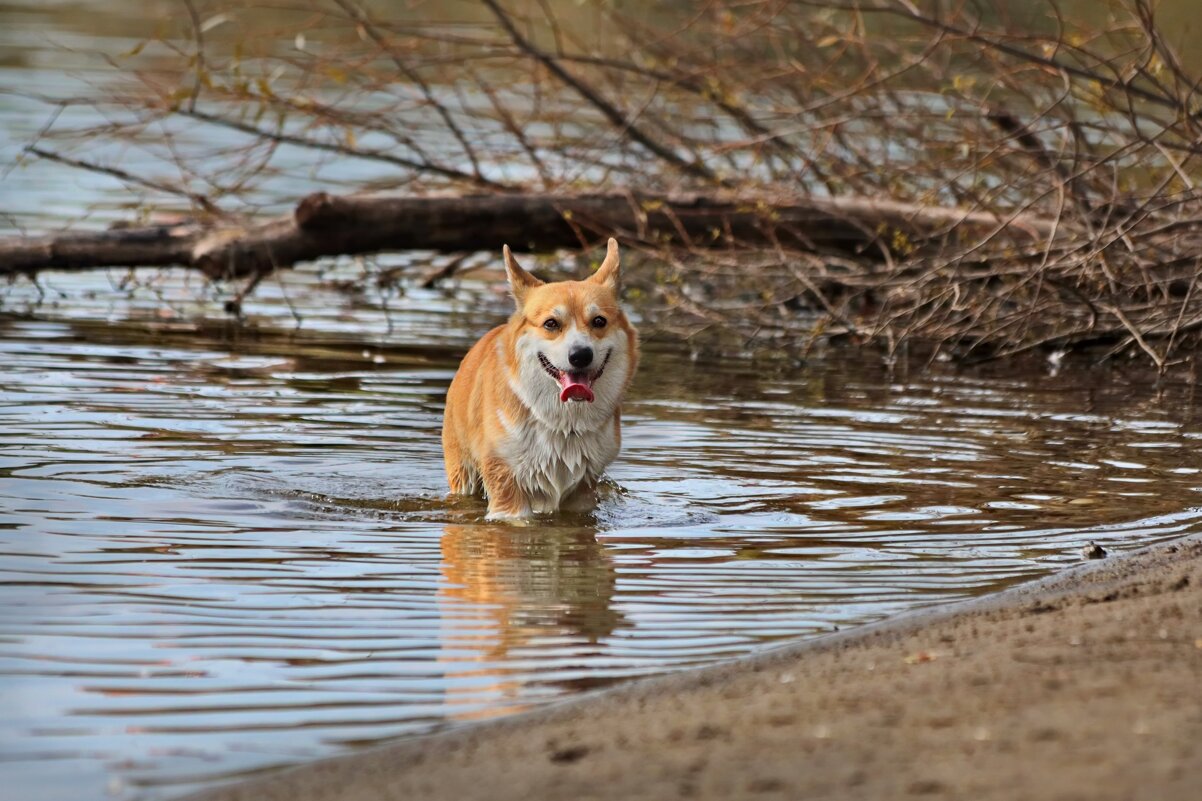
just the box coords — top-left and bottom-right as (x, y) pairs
(188, 534), (1202, 801)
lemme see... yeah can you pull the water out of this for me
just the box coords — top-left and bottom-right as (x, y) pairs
(4, 3), (1202, 800)
(3, 269), (1202, 800)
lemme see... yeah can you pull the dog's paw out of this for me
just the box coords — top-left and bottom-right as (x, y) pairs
(484, 509), (535, 525)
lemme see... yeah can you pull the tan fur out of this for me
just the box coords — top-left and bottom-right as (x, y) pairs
(442, 239), (638, 519)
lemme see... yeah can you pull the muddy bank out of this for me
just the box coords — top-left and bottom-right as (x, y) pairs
(188, 535), (1202, 801)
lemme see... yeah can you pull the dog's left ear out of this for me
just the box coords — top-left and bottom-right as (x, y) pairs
(589, 238), (621, 293)
(503, 244), (543, 307)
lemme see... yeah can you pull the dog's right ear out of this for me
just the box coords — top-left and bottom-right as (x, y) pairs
(503, 245), (543, 307)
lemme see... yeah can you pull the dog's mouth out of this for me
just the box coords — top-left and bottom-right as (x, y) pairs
(538, 351), (611, 403)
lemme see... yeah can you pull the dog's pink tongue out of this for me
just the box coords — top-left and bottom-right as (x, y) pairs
(558, 373), (595, 403)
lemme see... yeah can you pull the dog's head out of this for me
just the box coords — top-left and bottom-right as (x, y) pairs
(503, 239), (638, 418)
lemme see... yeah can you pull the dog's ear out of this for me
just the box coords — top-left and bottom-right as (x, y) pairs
(503, 245), (543, 307)
(589, 238), (621, 293)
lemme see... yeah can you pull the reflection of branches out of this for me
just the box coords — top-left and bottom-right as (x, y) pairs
(7, 0), (1202, 370)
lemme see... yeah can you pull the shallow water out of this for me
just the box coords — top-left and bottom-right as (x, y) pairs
(5, 3), (1202, 800)
(3, 269), (1202, 801)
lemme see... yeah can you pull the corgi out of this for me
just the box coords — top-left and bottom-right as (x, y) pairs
(442, 238), (638, 519)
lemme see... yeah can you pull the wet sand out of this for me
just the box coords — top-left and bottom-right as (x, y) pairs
(190, 535), (1202, 801)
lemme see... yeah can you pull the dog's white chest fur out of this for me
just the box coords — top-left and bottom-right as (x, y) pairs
(498, 413), (618, 513)
(492, 329), (629, 515)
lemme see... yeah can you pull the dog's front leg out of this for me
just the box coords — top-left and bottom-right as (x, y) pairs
(481, 455), (532, 520)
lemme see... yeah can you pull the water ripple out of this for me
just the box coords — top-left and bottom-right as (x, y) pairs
(4, 304), (1202, 800)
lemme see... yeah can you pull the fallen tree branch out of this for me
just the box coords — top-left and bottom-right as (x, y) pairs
(0, 190), (1059, 279)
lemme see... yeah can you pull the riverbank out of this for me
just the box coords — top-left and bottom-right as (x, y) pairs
(190, 534), (1202, 801)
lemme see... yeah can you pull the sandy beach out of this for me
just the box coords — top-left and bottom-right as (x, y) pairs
(190, 534), (1202, 801)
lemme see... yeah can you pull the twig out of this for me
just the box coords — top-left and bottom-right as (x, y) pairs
(331, 0), (489, 184)
(25, 146), (221, 215)
(180, 0), (205, 113)
(479, 0), (721, 184)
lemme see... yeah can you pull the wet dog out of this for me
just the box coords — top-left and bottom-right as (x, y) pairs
(442, 239), (638, 519)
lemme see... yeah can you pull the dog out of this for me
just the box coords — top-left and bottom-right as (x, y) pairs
(442, 238), (638, 519)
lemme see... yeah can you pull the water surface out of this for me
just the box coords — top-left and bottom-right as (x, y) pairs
(3, 270), (1202, 801)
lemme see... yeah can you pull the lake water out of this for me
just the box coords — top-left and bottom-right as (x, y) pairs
(4, 3), (1202, 801)
(4, 268), (1202, 801)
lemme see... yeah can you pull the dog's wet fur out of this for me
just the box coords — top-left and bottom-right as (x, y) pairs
(441, 239), (639, 519)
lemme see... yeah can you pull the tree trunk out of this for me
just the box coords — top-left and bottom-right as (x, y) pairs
(0, 191), (1057, 280)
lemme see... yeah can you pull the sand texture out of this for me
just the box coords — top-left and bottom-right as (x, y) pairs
(189, 535), (1202, 801)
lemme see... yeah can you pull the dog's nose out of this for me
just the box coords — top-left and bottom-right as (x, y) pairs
(568, 346), (594, 369)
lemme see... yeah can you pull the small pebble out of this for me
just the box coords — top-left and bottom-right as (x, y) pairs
(1081, 542), (1107, 559)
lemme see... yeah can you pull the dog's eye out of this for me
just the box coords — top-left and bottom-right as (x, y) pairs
(542, 318), (560, 332)
(591, 316), (608, 329)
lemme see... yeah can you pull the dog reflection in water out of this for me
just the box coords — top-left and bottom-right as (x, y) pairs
(436, 523), (624, 719)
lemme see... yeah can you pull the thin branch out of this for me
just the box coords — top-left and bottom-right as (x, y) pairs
(479, 0), (721, 184)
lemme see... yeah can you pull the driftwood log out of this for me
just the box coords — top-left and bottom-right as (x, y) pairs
(0, 191), (1057, 280)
